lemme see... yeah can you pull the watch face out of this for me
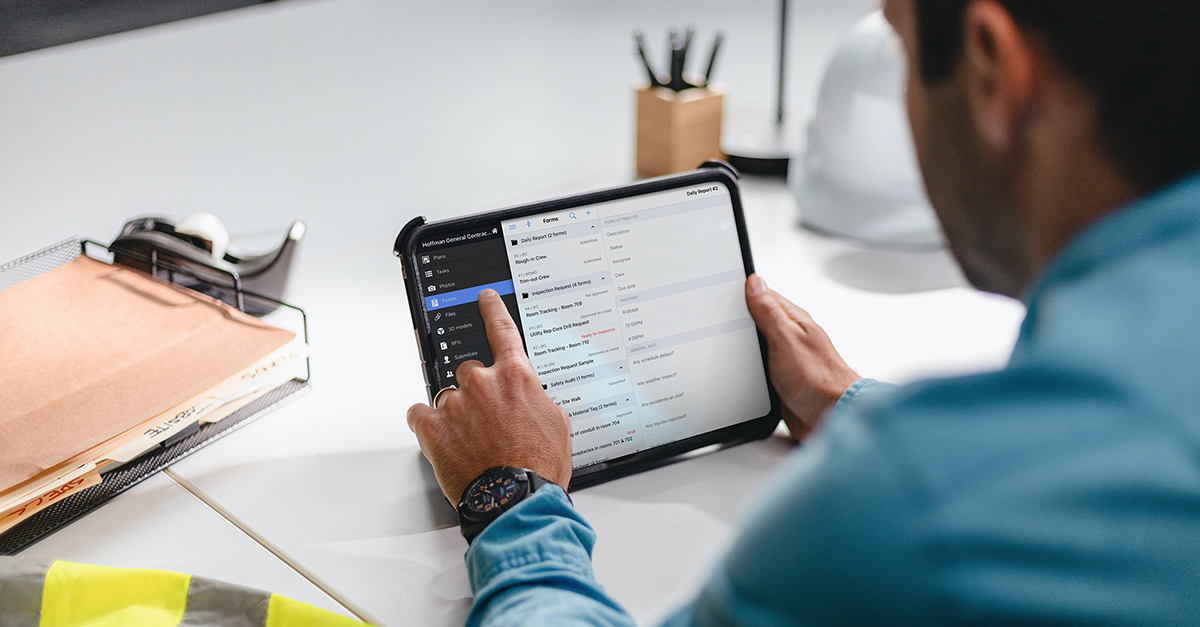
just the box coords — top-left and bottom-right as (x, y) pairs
(466, 471), (522, 515)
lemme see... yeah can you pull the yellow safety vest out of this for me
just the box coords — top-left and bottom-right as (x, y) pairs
(0, 558), (364, 627)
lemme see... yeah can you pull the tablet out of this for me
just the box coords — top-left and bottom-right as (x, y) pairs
(394, 162), (779, 488)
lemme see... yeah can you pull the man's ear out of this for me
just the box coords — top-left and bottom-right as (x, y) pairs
(962, 0), (1034, 150)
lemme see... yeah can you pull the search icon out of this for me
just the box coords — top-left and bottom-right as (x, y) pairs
(569, 212), (577, 219)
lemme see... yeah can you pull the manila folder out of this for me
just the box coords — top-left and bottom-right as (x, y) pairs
(0, 255), (295, 495)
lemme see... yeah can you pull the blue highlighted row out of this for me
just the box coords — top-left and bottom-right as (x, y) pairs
(425, 279), (515, 311)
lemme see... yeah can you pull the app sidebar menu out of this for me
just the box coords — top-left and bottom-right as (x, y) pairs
(417, 226), (522, 390)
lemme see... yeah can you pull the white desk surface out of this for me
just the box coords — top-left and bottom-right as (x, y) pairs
(0, 1), (1025, 625)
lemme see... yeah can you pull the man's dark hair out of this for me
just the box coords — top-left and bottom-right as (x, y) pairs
(914, 1), (1200, 192)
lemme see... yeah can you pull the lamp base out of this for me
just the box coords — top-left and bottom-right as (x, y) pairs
(721, 105), (800, 177)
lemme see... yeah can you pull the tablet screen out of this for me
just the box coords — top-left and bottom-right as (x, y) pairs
(415, 182), (770, 469)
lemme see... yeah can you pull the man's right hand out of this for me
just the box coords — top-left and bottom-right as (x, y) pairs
(406, 289), (572, 506)
(745, 274), (860, 441)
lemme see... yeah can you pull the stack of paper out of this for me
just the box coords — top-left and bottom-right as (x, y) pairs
(0, 255), (306, 534)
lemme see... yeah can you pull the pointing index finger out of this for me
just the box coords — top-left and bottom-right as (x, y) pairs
(477, 289), (526, 364)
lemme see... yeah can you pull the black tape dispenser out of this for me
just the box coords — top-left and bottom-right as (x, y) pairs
(109, 213), (304, 317)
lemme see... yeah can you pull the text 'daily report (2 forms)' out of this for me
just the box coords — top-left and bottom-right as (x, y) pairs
(501, 183), (770, 469)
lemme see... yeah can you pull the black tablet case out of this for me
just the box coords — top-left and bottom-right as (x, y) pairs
(393, 162), (782, 490)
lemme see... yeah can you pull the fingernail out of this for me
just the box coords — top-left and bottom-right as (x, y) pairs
(479, 289), (497, 298)
(748, 275), (766, 295)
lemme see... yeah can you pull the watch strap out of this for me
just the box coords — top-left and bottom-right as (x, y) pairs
(525, 469), (547, 494)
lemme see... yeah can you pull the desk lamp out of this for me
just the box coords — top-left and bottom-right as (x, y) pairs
(721, 0), (797, 176)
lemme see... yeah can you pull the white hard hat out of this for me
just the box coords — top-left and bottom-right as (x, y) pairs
(789, 10), (944, 250)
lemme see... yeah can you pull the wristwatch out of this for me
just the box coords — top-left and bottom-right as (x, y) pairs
(457, 466), (548, 543)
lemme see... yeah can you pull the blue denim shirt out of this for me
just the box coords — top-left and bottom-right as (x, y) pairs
(464, 173), (1200, 626)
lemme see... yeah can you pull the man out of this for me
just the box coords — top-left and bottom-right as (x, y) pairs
(407, 0), (1200, 624)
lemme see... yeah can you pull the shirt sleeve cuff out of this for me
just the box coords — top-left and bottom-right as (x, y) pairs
(829, 378), (896, 424)
(465, 484), (596, 595)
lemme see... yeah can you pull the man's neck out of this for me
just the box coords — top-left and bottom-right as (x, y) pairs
(1016, 85), (1140, 282)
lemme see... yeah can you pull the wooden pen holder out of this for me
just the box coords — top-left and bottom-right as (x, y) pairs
(636, 85), (724, 177)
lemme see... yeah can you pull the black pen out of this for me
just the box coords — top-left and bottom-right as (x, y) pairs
(704, 32), (725, 87)
(683, 26), (695, 65)
(670, 36), (686, 91)
(634, 32), (663, 87)
(667, 27), (678, 83)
